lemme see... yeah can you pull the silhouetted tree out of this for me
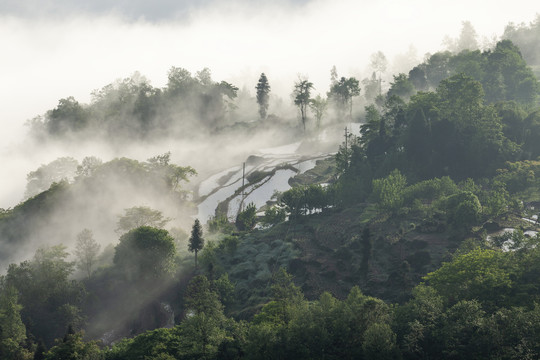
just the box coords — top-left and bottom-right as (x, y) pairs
(328, 76), (361, 120)
(309, 94), (328, 129)
(256, 73), (271, 120)
(74, 229), (100, 278)
(293, 77), (314, 131)
(116, 206), (171, 234)
(236, 203), (257, 231)
(189, 219), (205, 268)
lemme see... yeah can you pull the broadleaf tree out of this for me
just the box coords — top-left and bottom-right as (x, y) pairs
(113, 226), (176, 281)
(74, 229), (101, 278)
(116, 206), (171, 234)
(328, 77), (361, 120)
(293, 77), (314, 131)
(309, 94), (328, 129)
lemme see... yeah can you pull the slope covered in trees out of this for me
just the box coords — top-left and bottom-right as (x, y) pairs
(1, 35), (540, 359)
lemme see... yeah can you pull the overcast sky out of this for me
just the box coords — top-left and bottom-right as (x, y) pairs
(1, 0), (538, 130)
(0, 0), (311, 21)
(0, 0), (538, 207)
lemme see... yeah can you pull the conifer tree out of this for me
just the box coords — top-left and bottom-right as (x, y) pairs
(255, 73), (271, 120)
(188, 219), (205, 268)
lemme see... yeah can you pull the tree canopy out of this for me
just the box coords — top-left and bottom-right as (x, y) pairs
(113, 226), (176, 281)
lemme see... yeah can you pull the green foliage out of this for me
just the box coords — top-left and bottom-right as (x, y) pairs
(235, 203), (257, 232)
(45, 97), (88, 135)
(309, 94), (328, 129)
(28, 68), (243, 141)
(218, 235), (239, 254)
(114, 226), (176, 280)
(207, 215), (235, 234)
(503, 14), (540, 68)
(280, 186), (306, 219)
(4, 245), (84, 347)
(362, 323), (399, 360)
(444, 191), (482, 229)
(189, 219), (205, 268)
(0, 285), (31, 360)
(494, 101), (527, 144)
(485, 40), (539, 105)
(387, 73), (415, 100)
(493, 160), (539, 194)
(372, 169), (407, 213)
(261, 206), (286, 226)
(249, 282), (396, 359)
(424, 249), (513, 308)
(213, 273), (235, 308)
(181, 275), (227, 359)
(483, 182), (509, 218)
(492, 229), (540, 252)
(328, 76), (361, 120)
(25, 157), (79, 199)
(44, 330), (103, 360)
(271, 268), (303, 305)
(10, 36), (540, 360)
(74, 229), (101, 278)
(280, 184), (330, 219)
(75, 156), (103, 179)
(106, 328), (183, 360)
(146, 152), (197, 193)
(403, 176), (458, 204)
(185, 275), (224, 318)
(523, 109), (540, 158)
(116, 206), (171, 234)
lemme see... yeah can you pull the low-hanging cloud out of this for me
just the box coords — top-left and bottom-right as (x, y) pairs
(0, 0), (539, 208)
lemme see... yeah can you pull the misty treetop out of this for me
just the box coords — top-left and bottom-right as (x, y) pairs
(503, 14), (540, 71)
(292, 77), (314, 131)
(24, 38), (540, 146)
(0, 153), (196, 272)
(328, 75), (361, 120)
(116, 206), (171, 234)
(255, 73), (271, 120)
(74, 228), (101, 278)
(24, 156), (78, 199)
(405, 40), (539, 105)
(337, 46), (540, 194)
(28, 68), (241, 141)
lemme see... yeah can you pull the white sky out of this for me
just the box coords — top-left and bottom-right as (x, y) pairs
(0, 0), (538, 207)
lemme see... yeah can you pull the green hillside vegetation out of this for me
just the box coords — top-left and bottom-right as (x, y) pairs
(2, 37), (540, 359)
(0, 153), (195, 270)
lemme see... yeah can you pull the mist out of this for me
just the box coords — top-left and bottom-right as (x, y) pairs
(0, 0), (539, 270)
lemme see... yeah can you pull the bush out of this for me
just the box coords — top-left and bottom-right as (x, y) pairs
(444, 191), (482, 228)
(236, 203), (257, 231)
(262, 206), (286, 226)
(208, 214), (235, 234)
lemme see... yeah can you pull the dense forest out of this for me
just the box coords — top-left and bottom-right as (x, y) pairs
(2, 17), (540, 360)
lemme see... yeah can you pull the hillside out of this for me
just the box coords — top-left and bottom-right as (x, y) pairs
(2, 34), (540, 359)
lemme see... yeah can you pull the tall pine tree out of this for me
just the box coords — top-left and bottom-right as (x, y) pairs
(255, 73), (271, 120)
(188, 219), (205, 268)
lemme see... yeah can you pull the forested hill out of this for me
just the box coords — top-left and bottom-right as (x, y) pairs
(2, 34), (540, 360)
